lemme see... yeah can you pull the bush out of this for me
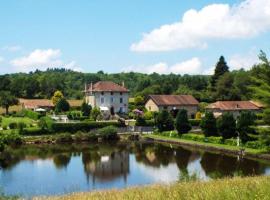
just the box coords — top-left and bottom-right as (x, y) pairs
(217, 113), (237, 139)
(245, 141), (265, 149)
(74, 131), (98, 142)
(200, 112), (218, 137)
(81, 101), (92, 117)
(224, 138), (238, 146)
(8, 122), (18, 129)
(38, 116), (53, 131)
(55, 98), (70, 112)
(255, 120), (266, 126)
(195, 112), (202, 120)
(51, 121), (124, 133)
(0, 116), (2, 124)
(207, 136), (223, 144)
(156, 110), (174, 132)
(136, 116), (146, 126)
(97, 126), (119, 140)
(22, 127), (47, 135)
(67, 111), (82, 120)
(1, 132), (23, 145)
(17, 122), (26, 134)
(145, 119), (155, 126)
(144, 111), (154, 120)
(189, 119), (201, 126)
(263, 109), (270, 125)
(91, 107), (101, 121)
(181, 133), (205, 142)
(19, 109), (41, 120)
(237, 111), (256, 143)
(175, 109), (191, 135)
(56, 133), (73, 143)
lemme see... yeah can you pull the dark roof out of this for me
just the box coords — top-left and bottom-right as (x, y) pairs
(148, 95), (199, 106)
(87, 81), (128, 92)
(206, 101), (261, 111)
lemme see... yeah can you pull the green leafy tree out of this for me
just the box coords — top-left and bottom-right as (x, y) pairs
(81, 101), (92, 117)
(263, 108), (270, 125)
(55, 98), (70, 112)
(156, 110), (174, 132)
(211, 56), (229, 89)
(237, 111), (256, 143)
(91, 107), (101, 121)
(0, 91), (18, 115)
(200, 112), (218, 137)
(175, 109), (191, 135)
(52, 90), (64, 105)
(134, 95), (144, 106)
(136, 115), (146, 126)
(217, 113), (237, 139)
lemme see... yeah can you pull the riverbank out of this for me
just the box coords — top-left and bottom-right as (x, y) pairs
(144, 134), (270, 161)
(34, 176), (270, 200)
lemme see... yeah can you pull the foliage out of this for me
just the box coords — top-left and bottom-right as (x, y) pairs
(156, 110), (174, 132)
(175, 109), (191, 135)
(0, 131), (23, 145)
(38, 116), (53, 131)
(189, 119), (201, 126)
(19, 109), (41, 120)
(237, 111), (256, 143)
(134, 95), (145, 106)
(91, 107), (101, 121)
(263, 108), (270, 125)
(55, 98), (70, 112)
(97, 126), (119, 140)
(55, 133), (73, 143)
(200, 112), (218, 137)
(8, 122), (18, 129)
(217, 113), (237, 139)
(67, 111), (83, 120)
(135, 116), (146, 126)
(0, 91), (18, 114)
(81, 101), (92, 117)
(52, 90), (64, 105)
(144, 111), (154, 120)
(181, 133), (205, 142)
(210, 56), (229, 89)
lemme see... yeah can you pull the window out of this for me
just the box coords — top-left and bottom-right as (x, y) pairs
(101, 97), (104, 104)
(120, 92), (123, 95)
(191, 114), (195, 119)
(120, 97), (123, 103)
(119, 107), (123, 113)
(111, 97), (114, 103)
(101, 92), (104, 95)
(111, 92), (114, 95)
(149, 106), (151, 111)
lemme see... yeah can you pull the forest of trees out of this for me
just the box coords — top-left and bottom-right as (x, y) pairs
(0, 51), (269, 106)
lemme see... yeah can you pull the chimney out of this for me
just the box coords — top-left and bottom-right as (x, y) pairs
(122, 81), (125, 88)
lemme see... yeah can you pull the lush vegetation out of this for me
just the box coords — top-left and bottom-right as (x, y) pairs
(40, 176), (270, 200)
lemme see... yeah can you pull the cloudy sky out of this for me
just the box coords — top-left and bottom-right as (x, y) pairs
(0, 0), (270, 75)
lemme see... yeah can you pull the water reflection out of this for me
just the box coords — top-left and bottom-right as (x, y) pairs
(0, 142), (269, 197)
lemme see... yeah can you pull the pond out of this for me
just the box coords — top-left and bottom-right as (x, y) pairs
(0, 141), (270, 198)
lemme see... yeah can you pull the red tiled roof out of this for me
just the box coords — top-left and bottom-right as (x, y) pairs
(206, 101), (261, 111)
(87, 81), (128, 92)
(148, 95), (199, 106)
(19, 99), (54, 109)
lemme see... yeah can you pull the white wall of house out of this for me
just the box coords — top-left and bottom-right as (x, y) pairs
(86, 91), (129, 113)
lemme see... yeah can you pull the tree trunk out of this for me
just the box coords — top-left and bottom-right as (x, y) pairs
(5, 106), (9, 115)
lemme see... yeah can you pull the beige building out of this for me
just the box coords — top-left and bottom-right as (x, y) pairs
(85, 81), (129, 113)
(206, 101), (262, 118)
(145, 95), (199, 118)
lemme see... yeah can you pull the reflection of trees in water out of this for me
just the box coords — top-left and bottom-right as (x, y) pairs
(200, 152), (266, 179)
(53, 153), (72, 169)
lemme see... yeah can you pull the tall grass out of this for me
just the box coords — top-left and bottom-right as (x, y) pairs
(35, 176), (270, 200)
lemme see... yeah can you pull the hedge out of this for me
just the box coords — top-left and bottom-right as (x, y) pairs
(224, 138), (238, 146)
(22, 127), (48, 135)
(181, 133), (205, 142)
(245, 141), (266, 149)
(51, 121), (125, 133)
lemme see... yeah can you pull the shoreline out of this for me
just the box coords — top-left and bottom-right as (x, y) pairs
(144, 134), (270, 161)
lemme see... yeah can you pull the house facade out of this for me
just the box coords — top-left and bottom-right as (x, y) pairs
(145, 95), (199, 118)
(85, 81), (129, 113)
(206, 101), (262, 118)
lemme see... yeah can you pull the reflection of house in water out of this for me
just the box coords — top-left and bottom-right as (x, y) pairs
(84, 151), (129, 185)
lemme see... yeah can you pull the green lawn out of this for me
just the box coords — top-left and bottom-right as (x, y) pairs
(1, 117), (36, 128)
(35, 176), (270, 200)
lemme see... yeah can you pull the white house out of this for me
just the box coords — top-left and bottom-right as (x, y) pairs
(85, 81), (129, 114)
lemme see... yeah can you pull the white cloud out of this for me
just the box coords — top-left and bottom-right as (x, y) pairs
(0, 56), (4, 63)
(3, 45), (22, 52)
(228, 52), (259, 70)
(131, 0), (270, 52)
(10, 49), (81, 72)
(123, 57), (202, 75)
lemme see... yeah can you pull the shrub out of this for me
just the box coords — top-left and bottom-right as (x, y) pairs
(0, 140), (5, 152)
(38, 116), (53, 131)
(207, 136), (223, 144)
(2, 132), (23, 145)
(263, 109), (270, 125)
(91, 107), (101, 121)
(17, 122), (26, 134)
(22, 127), (47, 135)
(74, 131), (98, 142)
(237, 111), (256, 143)
(255, 120), (266, 126)
(55, 98), (70, 112)
(145, 119), (155, 126)
(200, 112), (218, 137)
(245, 141), (265, 149)
(189, 119), (201, 126)
(144, 111), (154, 120)
(175, 109), (191, 135)
(56, 133), (73, 143)
(136, 116), (146, 126)
(67, 111), (82, 120)
(156, 110), (174, 132)
(181, 134), (205, 142)
(98, 126), (119, 140)
(20, 109), (40, 120)
(217, 113), (237, 139)
(0, 116), (2, 124)
(81, 101), (92, 117)
(8, 122), (18, 129)
(224, 138), (238, 146)
(51, 121), (123, 133)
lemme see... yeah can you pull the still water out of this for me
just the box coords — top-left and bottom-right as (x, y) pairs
(0, 141), (270, 197)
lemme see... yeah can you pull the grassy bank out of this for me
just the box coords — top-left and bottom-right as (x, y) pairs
(35, 176), (270, 200)
(145, 134), (267, 155)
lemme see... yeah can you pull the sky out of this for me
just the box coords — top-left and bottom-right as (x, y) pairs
(0, 0), (270, 75)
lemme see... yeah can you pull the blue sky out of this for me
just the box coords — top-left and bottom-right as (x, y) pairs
(0, 0), (270, 75)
